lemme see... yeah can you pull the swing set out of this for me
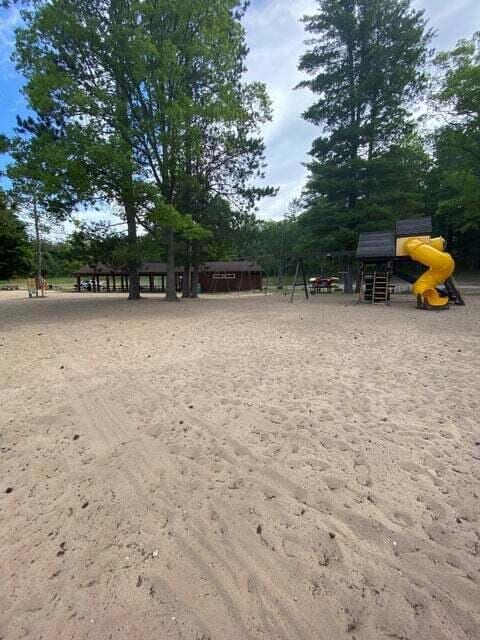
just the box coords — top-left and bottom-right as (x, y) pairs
(256, 252), (355, 302)
(26, 275), (48, 298)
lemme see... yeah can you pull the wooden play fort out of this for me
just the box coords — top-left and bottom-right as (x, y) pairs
(356, 217), (465, 309)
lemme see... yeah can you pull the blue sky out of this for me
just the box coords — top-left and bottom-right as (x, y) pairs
(1, 0), (479, 230)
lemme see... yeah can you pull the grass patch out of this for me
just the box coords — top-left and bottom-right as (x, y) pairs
(0, 276), (75, 290)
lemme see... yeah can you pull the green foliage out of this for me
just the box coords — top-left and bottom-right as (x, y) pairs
(300, 134), (431, 250)
(13, 0), (272, 212)
(0, 191), (32, 279)
(299, 0), (431, 159)
(434, 33), (480, 121)
(38, 221), (128, 276)
(235, 213), (308, 262)
(431, 33), (480, 268)
(8, 131), (83, 219)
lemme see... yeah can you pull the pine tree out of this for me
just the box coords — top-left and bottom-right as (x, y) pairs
(297, 0), (432, 249)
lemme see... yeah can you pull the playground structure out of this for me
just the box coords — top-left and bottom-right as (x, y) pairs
(356, 217), (465, 309)
(256, 251), (354, 302)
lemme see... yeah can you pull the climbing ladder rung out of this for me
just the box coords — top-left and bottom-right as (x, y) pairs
(361, 269), (391, 304)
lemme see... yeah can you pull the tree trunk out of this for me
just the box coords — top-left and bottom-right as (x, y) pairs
(346, 16), (358, 211)
(182, 240), (191, 298)
(367, 106), (377, 162)
(190, 263), (199, 298)
(124, 186), (140, 300)
(110, 6), (140, 301)
(33, 196), (42, 298)
(182, 267), (191, 298)
(165, 228), (177, 301)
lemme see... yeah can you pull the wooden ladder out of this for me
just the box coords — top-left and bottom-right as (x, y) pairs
(372, 272), (390, 304)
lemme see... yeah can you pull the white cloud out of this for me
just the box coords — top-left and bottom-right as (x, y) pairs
(243, 0), (318, 219)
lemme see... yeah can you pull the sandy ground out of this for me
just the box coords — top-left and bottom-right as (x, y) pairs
(1, 291), (479, 640)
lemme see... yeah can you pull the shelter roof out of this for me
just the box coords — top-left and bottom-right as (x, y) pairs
(73, 260), (264, 276)
(395, 217), (432, 237)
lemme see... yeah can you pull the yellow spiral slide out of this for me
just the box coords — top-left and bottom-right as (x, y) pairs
(403, 236), (455, 307)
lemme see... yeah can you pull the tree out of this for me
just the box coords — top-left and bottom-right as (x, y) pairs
(14, 0), (273, 301)
(13, 0), (155, 299)
(7, 130), (84, 293)
(0, 190), (32, 280)
(66, 221), (128, 269)
(297, 0), (432, 249)
(430, 33), (480, 269)
(121, 0), (273, 299)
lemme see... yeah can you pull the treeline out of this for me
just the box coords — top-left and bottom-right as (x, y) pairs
(261, 4), (480, 271)
(1, 1), (479, 288)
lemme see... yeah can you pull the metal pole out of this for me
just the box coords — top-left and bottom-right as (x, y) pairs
(33, 195), (42, 298)
(300, 258), (309, 300)
(290, 261), (300, 303)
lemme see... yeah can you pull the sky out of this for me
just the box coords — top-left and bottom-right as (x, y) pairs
(1, 0), (479, 232)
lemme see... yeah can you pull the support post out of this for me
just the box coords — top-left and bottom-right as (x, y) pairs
(290, 259), (309, 303)
(343, 272), (353, 294)
(190, 264), (199, 298)
(33, 196), (42, 298)
(238, 270), (244, 295)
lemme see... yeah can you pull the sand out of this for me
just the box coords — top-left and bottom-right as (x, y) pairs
(1, 290), (479, 640)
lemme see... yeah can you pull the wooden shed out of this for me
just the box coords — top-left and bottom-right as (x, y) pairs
(198, 261), (263, 293)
